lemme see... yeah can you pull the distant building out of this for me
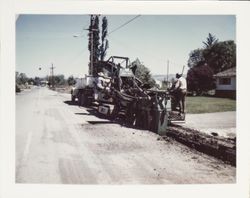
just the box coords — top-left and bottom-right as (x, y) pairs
(214, 67), (236, 99)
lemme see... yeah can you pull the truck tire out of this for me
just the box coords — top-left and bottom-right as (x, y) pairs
(71, 95), (76, 102)
(79, 93), (86, 107)
(78, 93), (81, 106)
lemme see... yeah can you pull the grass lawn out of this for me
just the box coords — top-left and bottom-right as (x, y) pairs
(186, 96), (236, 114)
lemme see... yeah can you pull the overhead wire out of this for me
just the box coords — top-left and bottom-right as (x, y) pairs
(68, 15), (141, 64)
(108, 15), (141, 36)
(69, 15), (185, 72)
(106, 15), (186, 70)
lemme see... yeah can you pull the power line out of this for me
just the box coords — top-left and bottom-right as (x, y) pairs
(68, 15), (141, 64)
(106, 15), (185, 68)
(50, 63), (55, 88)
(70, 15), (185, 72)
(108, 15), (141, 35)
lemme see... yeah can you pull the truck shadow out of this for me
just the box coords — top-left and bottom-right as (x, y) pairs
(75, 112), (91, 115)
(64, 100), (78, 106)
(63, 100), (151, 131)
(85, 108), (146, 130)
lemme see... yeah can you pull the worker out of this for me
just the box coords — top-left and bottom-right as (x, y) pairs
(173, 73), (187, 115)
(96, 72), (111, 90)
(94, 72), (111, 100)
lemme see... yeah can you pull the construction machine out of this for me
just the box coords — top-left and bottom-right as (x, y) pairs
(71, 56), (185, 135)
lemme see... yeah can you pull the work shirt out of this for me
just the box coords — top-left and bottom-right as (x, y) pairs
(175, 76), (187, 90)
(96, 76), (111, 90)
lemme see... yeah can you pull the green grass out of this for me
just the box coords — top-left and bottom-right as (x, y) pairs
(186, 96), (236, 114)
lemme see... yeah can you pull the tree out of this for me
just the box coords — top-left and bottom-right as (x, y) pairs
(54, 74), (66, 86)
(88, 15), (99, 71)
(93, 16), (100, 63)
(188, 48), (204, 68)
(187, 63), (215, 94)
(34, 77), (41, 86)
(188, 39), (236, 73)
(67, 75), (76, 86)
(16, 72), (20, 84)
(188, 33), (219, 69)
(131, 58), (156, 88)
(99, 16), (109, 61)
(203, 33), (218, 48)
(186, 34), (236, 93)
(16, 72), (28, 85)
(88, 15), (110, 74)
(203, 40), (236, 73)
(27, 78), (35, 85)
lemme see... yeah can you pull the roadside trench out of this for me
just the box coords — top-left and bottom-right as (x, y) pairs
(165, 125), (236, 166)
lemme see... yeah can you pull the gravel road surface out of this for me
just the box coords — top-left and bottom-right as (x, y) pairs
(16, 87), (236, 184)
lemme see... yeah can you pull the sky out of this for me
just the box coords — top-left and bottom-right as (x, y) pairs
(16, 15), (235, 78)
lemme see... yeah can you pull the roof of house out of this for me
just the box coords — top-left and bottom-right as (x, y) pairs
(214, 67), (236, 77)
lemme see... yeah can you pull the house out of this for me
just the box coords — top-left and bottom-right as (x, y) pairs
(214, 67), (236, 99)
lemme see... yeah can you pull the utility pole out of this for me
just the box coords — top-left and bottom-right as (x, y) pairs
(88, 27), (98, 76)
(167, 60), (169, 88)
(88, 14), (94, 76)
(50, 63), (55, 88)
(88, 15), (99, 76)
(181, 65), (185, 76)
(90, 29), (94, 75)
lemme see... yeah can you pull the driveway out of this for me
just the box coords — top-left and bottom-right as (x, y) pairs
(181, 111), (236, 138)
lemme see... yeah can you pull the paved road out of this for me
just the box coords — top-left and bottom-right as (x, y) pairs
(182, 112), (236, 138)
(16, 87), (235, 184)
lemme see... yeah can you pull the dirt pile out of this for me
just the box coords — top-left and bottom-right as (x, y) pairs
(167, 125), (236, 166)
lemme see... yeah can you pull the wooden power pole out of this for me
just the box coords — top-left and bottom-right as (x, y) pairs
(50, 63), (55, 88)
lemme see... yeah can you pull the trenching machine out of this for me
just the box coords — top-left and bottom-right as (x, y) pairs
(71, 56), (185, 135)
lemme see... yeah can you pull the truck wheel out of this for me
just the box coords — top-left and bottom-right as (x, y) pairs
(78, 94), (82, 106)
(79, 93), (86, 106)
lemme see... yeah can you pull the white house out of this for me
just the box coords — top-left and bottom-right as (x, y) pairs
(214, 67), (236, 99)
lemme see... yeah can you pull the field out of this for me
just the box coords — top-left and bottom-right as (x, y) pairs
(186, 96), (236, 114)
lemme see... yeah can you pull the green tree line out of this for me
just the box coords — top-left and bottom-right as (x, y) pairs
(16, 71), (77, 92)
(187, 33), (236, 94)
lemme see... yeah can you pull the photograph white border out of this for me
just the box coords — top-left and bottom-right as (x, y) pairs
(1, 1), (250, 198)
